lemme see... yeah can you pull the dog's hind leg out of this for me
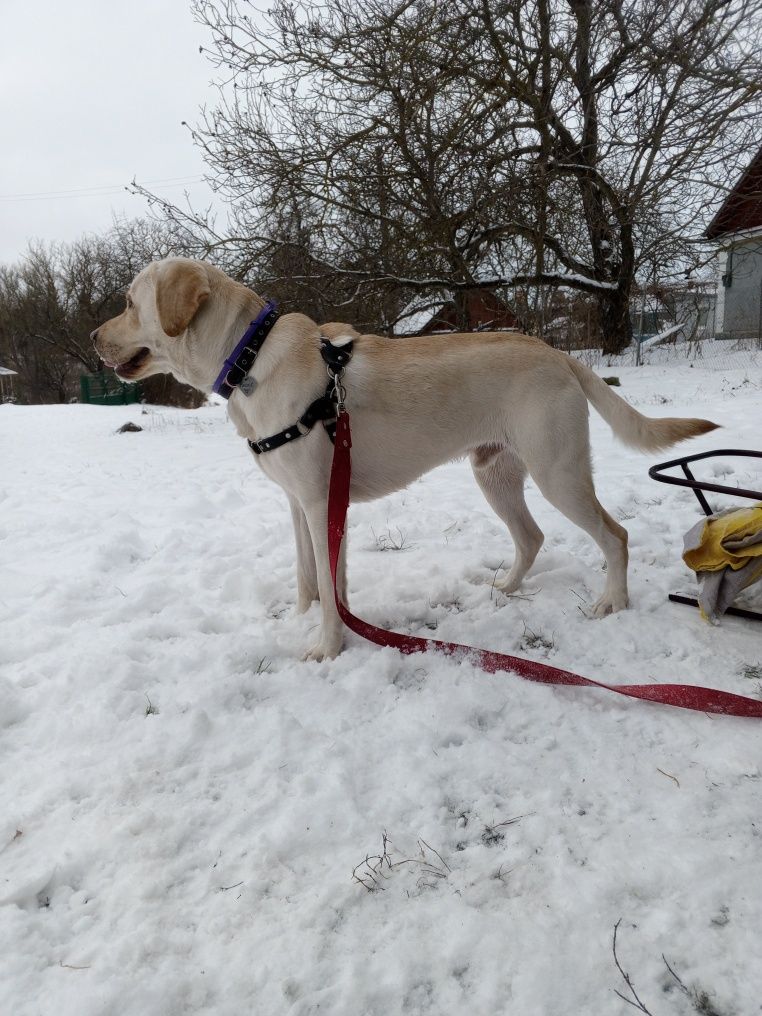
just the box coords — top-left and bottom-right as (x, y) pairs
(470, 446), (544, 594)
(518, 421), (629, 617)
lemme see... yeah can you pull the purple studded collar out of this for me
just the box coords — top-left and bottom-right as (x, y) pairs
(212, 301), (278, 400)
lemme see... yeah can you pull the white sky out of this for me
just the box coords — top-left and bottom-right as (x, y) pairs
(0, 0), (223, 264)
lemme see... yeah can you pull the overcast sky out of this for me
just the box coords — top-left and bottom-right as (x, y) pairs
(0, 0), (224, 264)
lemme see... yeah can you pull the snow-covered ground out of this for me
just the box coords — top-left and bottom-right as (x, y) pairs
(1, 351), (761, 1016)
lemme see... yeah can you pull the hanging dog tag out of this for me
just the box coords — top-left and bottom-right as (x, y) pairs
(240, 376), (258, 396)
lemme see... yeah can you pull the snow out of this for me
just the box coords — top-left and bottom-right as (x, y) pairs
(394, 290), (449, 335)
(2, 353), (762, 1015)
(633, 322), (686, 348)
(553, 272), (619, 290)
(641, 323), (684, 345)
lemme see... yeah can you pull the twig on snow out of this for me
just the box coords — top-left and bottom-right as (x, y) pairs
(612, 920), (655, 1014)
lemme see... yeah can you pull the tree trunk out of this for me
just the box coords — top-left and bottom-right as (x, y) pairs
(598, 286), (632, 354)
(453, 290), (471, 332)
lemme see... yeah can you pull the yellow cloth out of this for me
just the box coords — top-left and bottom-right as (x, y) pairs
(683, 504), (762, 585)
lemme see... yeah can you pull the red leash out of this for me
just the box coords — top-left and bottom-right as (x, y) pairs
(327, 411), (762, 718)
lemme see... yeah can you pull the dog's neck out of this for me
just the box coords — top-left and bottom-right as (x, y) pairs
(170, 283), (273, 394)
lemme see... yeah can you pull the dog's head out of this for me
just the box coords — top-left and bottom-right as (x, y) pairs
(92, 258), (212, 381)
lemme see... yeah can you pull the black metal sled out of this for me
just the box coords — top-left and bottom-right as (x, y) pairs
(649, 449), (762, 622)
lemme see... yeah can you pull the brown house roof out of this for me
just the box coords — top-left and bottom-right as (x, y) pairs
(705, 144), (762, 240)
(401, 289), (519, 336)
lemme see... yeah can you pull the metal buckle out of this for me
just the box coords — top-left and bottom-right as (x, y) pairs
(327, 366), (346, 413)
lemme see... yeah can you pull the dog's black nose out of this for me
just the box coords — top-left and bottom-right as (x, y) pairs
(90, 327), (100, 345)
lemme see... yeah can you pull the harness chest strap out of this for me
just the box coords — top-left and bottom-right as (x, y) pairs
(247, 337), (353, 456)
(248, 384), (339, 455)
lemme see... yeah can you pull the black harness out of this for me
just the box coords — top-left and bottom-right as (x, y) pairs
(212, 306), (353, 456)
(248, 337), (353, 455)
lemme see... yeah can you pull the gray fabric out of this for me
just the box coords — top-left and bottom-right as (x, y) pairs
(682, 512), (762, 622)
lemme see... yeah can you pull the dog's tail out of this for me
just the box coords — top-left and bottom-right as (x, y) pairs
(567, 357), (719, 452)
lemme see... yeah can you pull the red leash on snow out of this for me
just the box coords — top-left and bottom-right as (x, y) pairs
(327, 411), (762, 718)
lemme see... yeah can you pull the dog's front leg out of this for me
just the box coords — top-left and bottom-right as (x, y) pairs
(300, 498), (345, 661)
(289, 496), (319, 613)
(288, 496), (347, 613)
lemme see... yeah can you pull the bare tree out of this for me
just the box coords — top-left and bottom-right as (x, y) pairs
(0, 219), (203, 405)
(139, 0), (761, 351)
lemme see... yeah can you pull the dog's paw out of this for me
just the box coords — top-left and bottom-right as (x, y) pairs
(301, 639), (342, 662)
(591, 593), (628, 618)
(494, 572), (523, 595)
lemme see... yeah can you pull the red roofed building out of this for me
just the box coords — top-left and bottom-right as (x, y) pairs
(706, 145), (762, 341)
(395, 289), (519, 336)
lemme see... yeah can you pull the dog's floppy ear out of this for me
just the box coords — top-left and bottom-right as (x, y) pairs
(155, 261), (211, 337)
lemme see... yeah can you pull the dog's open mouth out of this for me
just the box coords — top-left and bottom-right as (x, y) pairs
(106, 347), (151, 379)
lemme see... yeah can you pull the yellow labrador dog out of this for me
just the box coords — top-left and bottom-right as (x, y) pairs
(93, 258), (717, 660)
